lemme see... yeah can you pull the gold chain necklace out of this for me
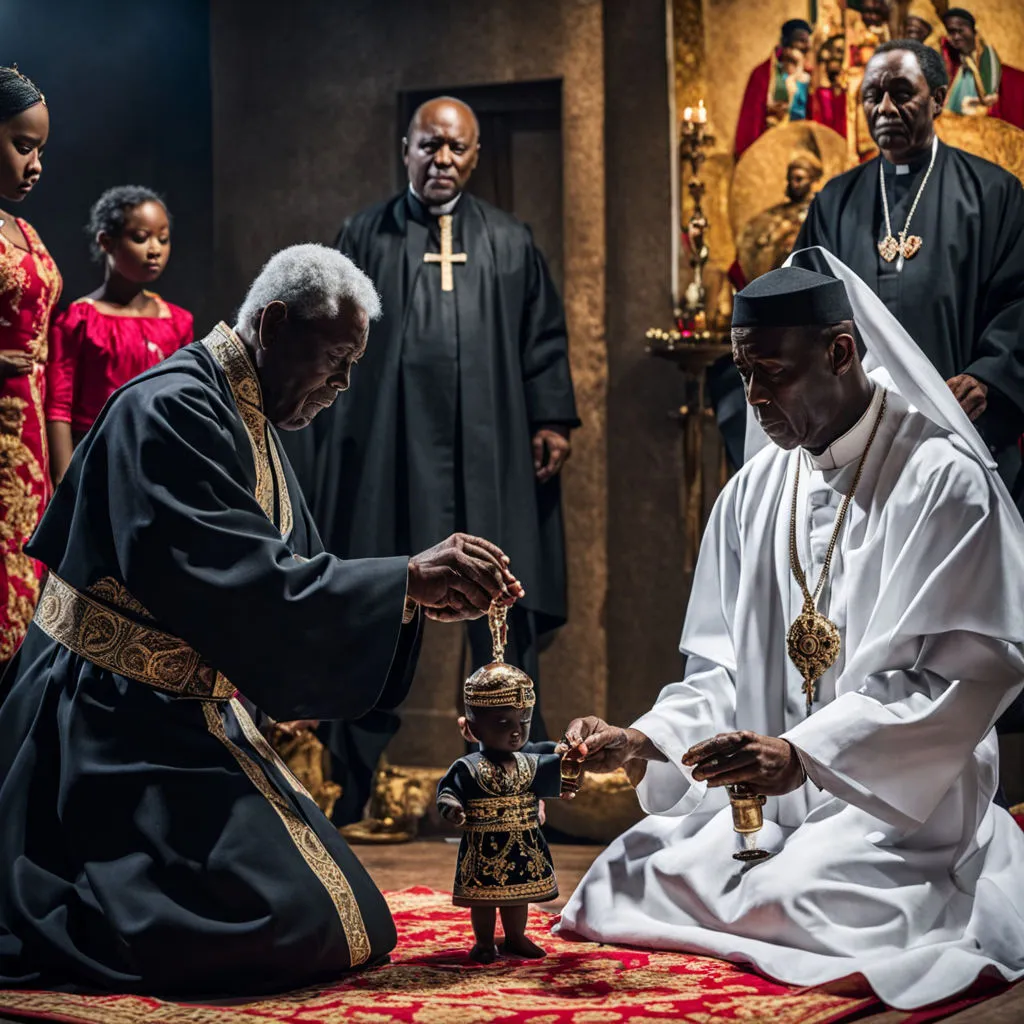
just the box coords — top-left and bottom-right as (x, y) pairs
(877, 138), (937, 263)
(787, 391), (888, 714)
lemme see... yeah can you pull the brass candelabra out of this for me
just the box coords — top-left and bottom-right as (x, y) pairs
(678, 99), (714, 331)
(646, 99), (732, 575)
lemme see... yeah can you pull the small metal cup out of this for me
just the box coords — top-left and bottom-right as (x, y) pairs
(728, 783), (771, 862)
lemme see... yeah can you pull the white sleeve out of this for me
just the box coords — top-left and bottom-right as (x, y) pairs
(632, 659), (736, 816)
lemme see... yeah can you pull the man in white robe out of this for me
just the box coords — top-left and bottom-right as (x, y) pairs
(555, 258), (1024, 1010)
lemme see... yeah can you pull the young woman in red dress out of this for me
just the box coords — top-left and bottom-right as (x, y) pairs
(0, 66), (61, 666)
(46, 186), (193, 484)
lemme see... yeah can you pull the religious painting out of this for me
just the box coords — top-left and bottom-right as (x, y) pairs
(730, 121), (848, 283)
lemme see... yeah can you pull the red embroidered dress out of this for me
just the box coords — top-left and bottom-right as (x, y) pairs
(0, 218), (61, 659)
(46, 294), (193, 434)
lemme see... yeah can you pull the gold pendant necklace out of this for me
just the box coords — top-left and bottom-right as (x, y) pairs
(877, 138), (937, 264)
(787, 391), (888, 714)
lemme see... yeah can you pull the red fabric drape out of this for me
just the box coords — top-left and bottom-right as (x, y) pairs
(735, 57), (773, 158)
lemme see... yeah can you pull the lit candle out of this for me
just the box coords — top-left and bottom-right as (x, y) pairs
(683, 106), (693, 124)
(697, 99), (707, 124)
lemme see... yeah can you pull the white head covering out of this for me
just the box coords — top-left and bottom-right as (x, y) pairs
(742, 247), (1018, 517)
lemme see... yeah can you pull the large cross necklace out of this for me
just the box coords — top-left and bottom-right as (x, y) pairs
(877, 137), (937, 265)
(787, 391), (887, 714)
(423, 213), (467, 292)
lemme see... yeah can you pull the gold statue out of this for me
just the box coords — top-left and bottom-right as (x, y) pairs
(340, 755), (439, 844)
(735, 150), (825, 283)
(265, 722), (342, 820)
(729, 122), (847, 265)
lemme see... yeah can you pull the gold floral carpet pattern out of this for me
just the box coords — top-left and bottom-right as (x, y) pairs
(0, 887), (1001, 1024)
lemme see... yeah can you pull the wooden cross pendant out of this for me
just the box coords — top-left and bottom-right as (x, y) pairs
(423, 214), (467, 292)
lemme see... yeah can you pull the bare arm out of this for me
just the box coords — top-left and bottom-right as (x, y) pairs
(47, 420), (74, 487)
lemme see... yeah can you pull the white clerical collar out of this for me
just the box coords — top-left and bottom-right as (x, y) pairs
(408, 183), (461, 216)
(804, 385), (884, 471)
(886, 135), (937, 176)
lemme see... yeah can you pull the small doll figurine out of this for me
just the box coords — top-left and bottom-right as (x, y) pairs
(436, 603), (568, 963)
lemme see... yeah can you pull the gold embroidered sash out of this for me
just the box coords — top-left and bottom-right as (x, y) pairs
(463, 793), (537, 832)
(34, 573), (234, 700)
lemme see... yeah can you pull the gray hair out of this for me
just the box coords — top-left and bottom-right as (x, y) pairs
(235, 243), (381, 330)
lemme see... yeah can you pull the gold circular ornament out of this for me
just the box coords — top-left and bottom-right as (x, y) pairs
(786, 603), (841, 708)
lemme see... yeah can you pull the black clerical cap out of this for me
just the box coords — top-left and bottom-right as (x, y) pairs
(732, 267), (854, 328)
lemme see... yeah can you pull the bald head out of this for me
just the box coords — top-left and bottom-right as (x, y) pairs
(408, 96), (480, 140)
(404, 96), (480, 205)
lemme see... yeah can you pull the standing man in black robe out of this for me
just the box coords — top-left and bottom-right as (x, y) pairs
(795, 39), (1024, 508)
(793, 39), (1024, 741)
(0, 244), (524, 997)
(284, 97), (579, 812)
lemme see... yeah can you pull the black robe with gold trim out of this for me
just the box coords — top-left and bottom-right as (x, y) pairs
(0, 324), (421, 997)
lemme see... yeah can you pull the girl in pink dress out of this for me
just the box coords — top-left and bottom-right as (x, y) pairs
(46, 186), (192, 484)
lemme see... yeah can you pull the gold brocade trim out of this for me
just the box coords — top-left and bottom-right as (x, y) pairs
(203, 698), (371, 967)
(0, 239), (29, 320)
(234, 697), (322, 804)
(202, 323), (293, 538)
(469, 752), (537, 796)
(33, 572), (234, 700)
(452, 875), (557, 904)
(88, 575), (156, 621)
(19, 220), (61, 363)
(21, 222), (60, 473)
(462, 793), (537, 832)
(0, 395), (44, 659)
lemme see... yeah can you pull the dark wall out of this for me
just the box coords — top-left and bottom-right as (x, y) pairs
(0, 0), (214, 329)
(604, 0), (688, 724)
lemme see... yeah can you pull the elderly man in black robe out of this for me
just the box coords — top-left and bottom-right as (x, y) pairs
(283, 97), (578, 813)
(795, 39), (1024, 508)
(0, 244), (523, 997)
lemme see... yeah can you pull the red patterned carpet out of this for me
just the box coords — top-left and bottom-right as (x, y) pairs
(1, 886), (1011, 1024)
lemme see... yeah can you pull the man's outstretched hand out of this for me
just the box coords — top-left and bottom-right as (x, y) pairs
(408, 533), (524, 622)
(683, 731), (804, 795)
(556, 716), (664, 776)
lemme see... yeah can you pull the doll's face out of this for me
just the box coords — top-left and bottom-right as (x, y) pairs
(466, 705), (532, 753)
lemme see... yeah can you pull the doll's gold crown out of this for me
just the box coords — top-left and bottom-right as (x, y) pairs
(464, 662), (536, 710)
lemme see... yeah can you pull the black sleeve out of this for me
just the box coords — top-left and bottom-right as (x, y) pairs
(521, 740), (557, 755)
(520, 233), (580, 429)
(437, 760), (471, 812)
(103, 381), (411, 723)
(531, 752), (565, 799)
(965, 177), (1024, 432)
